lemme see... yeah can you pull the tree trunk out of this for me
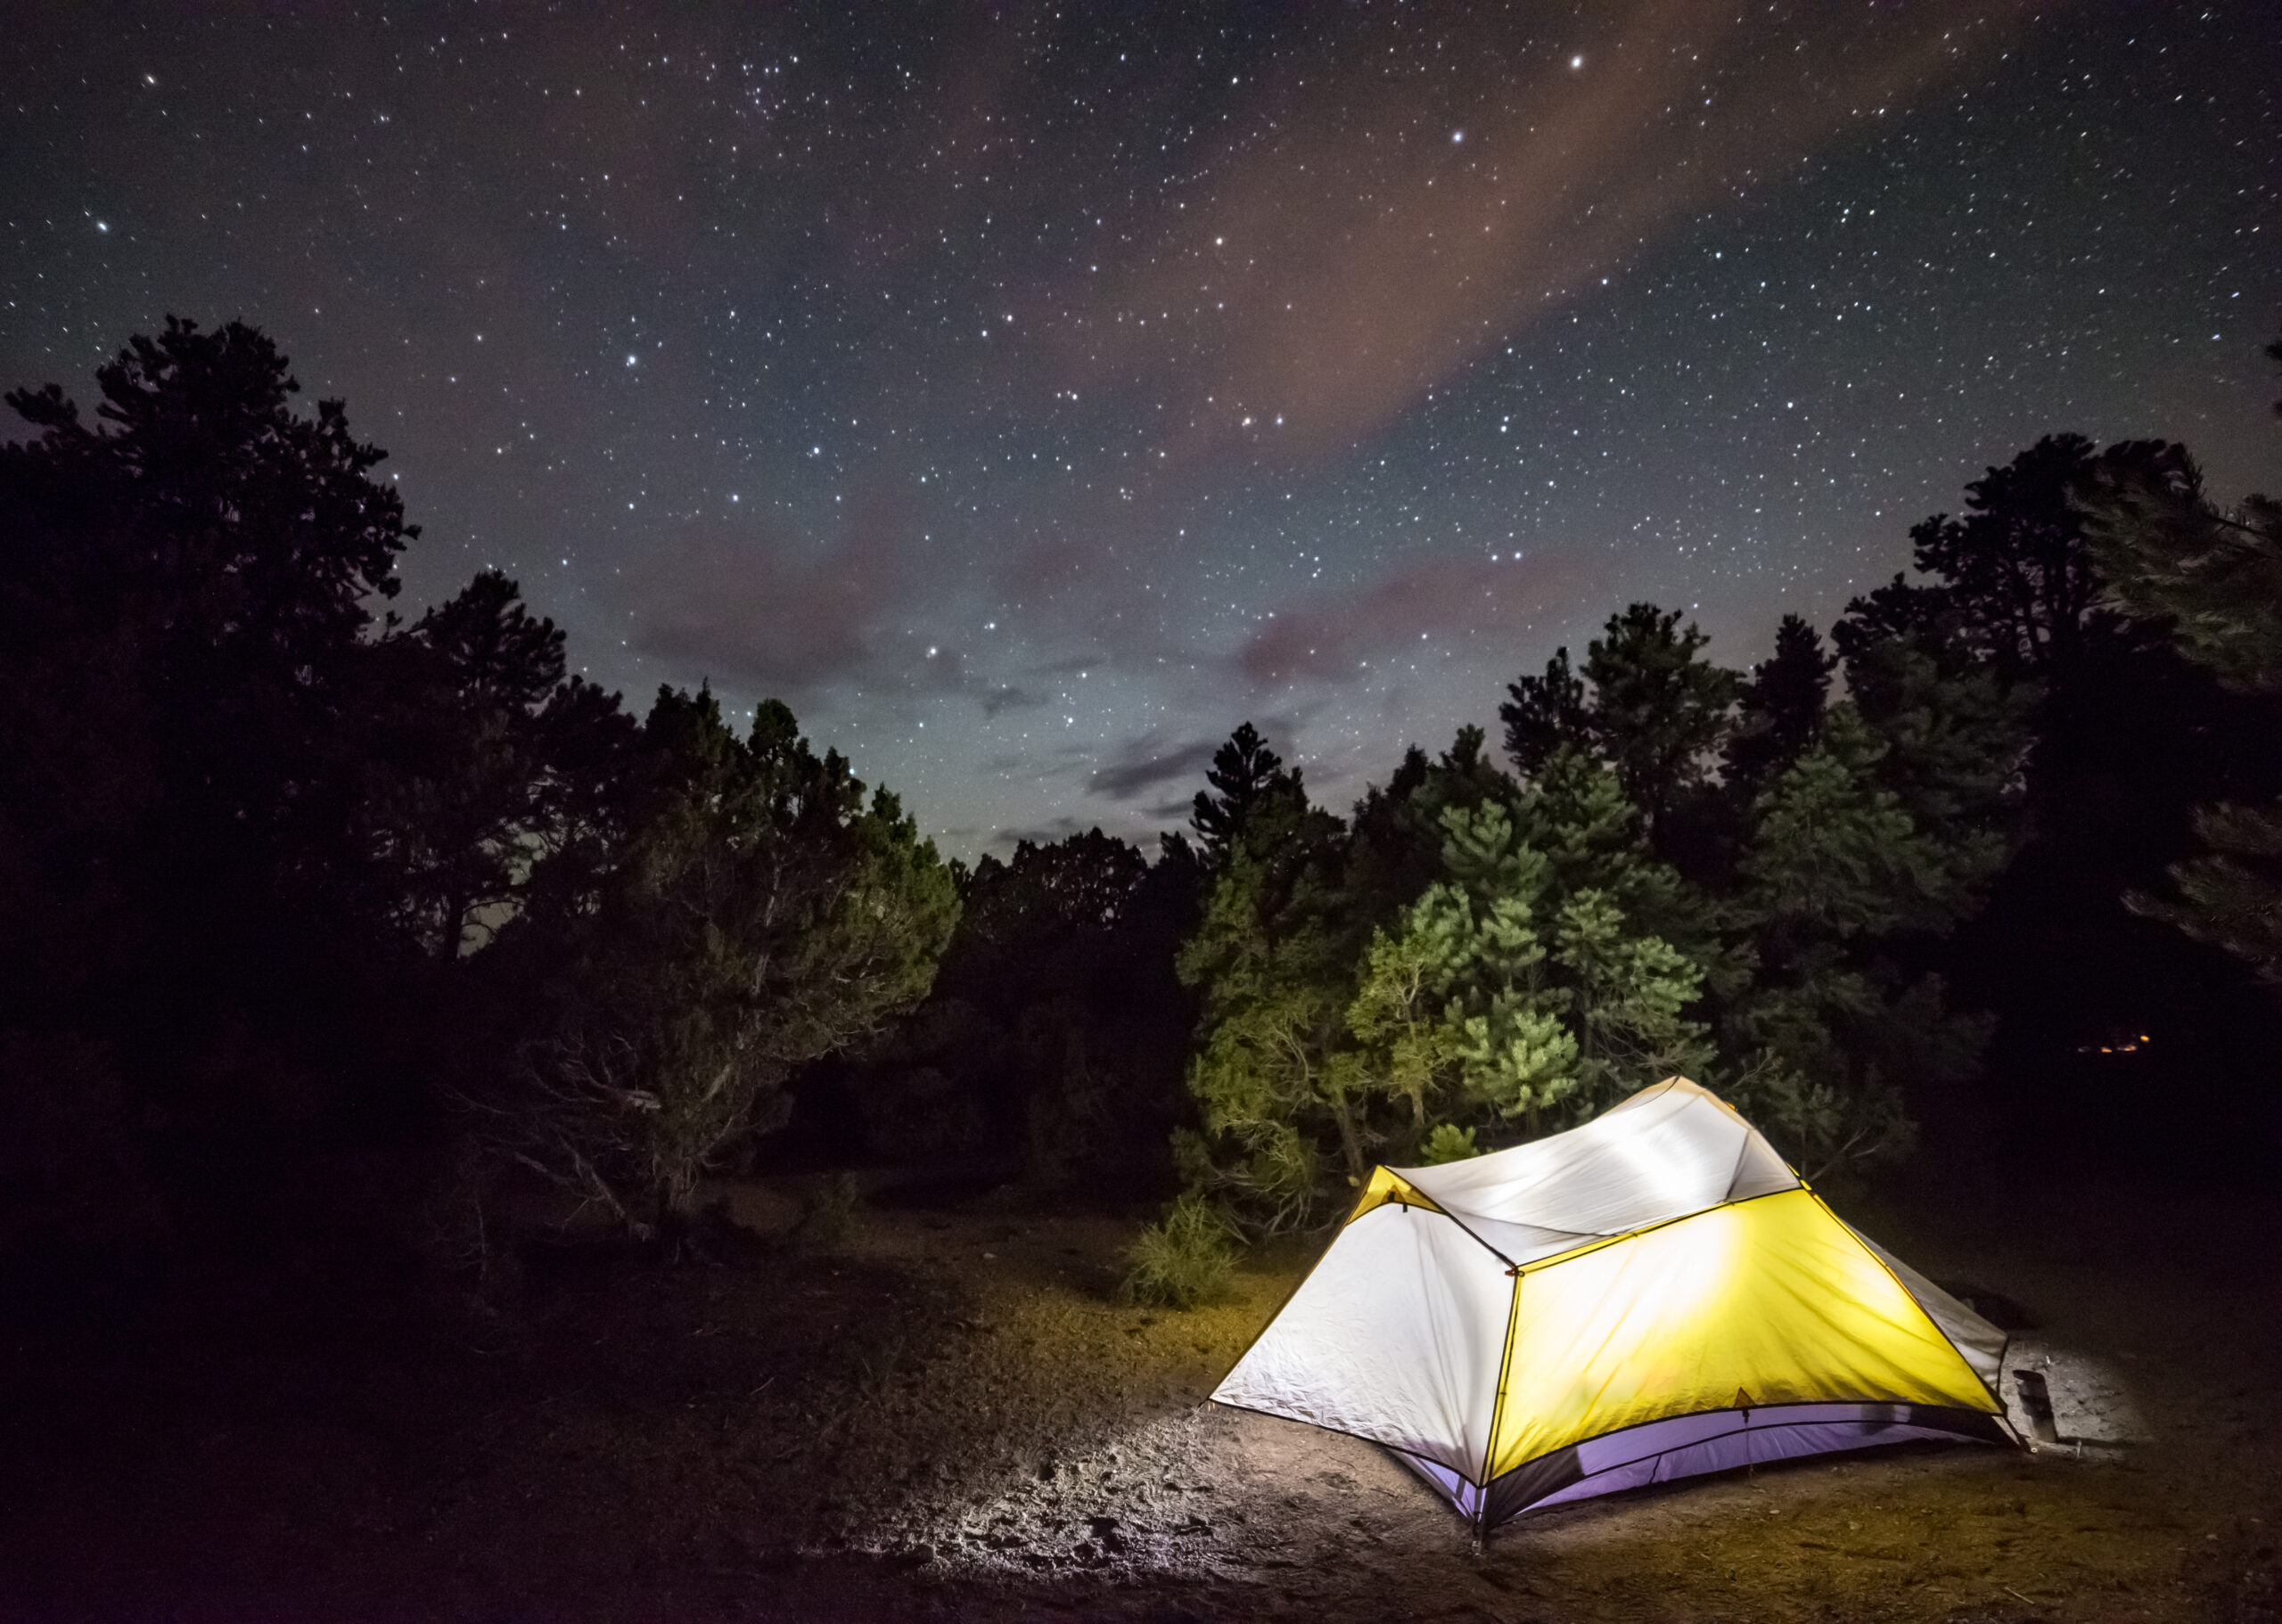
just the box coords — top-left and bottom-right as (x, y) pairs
(1324, 1074), (1367, 1183)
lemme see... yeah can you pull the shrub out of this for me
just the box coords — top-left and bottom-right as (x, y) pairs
(792, 1171), (865, 1252)
(1120, 1193), (1238, 1309)
(1416, 1122), (1482, 1164)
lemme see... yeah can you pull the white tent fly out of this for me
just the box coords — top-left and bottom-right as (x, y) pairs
(1211, 1079), (2015, 1529)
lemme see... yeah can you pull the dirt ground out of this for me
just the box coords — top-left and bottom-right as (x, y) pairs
(2, 1171), (2276, 1622)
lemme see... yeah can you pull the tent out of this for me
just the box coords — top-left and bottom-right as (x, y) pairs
(1211, 1078), (2015, 1529)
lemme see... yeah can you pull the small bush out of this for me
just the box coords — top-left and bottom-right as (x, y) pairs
(1120, 1193), (1238, 1309)
(1416, 1123), (1482, 1164)
(792, 1171), (865, 1251)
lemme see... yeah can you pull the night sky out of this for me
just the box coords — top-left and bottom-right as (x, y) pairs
(6, 3), (2278, 857)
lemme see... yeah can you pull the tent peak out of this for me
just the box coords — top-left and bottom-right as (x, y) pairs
(1374, 1077), (1800, 1268)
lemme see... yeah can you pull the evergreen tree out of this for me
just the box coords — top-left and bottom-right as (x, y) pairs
(488, 690), (960, 1230)
(1909, 434), (2111, 673)
(1341, 742), (1440, 923)
(1578, 604), (1740, 849)
(2082, 447), (2282, 696)
(1173, 726), (1355, 1228)
(1499, 646), (1591, 778)
(1342, 725), (1515, 927)
(2080, 357), (2282, 985)
(1, 319), (415, 1030)
(1721, 701), (2012, 1177)
(0, 319), (439, 1265)
(1837, 627), (2027, 857)
(1499, 604), (1738, 861)
(905, 825), (1200, 1188)
(1189, 721), (1290, 865)
(1344, 748), (1712, 1151)
(359, 570), (637, 959)
(1842, 430), (2282, 1155)
(1722, 614), (1836, 800)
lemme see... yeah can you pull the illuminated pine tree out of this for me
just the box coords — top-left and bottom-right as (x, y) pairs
(1173, 727), (1357, 1228)
(1344, 755), (1709, 1151)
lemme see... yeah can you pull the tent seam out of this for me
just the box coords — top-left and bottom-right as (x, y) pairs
(1486, 1399), (2010, 1487)
(1720, 1118), (1757, 1203)
(1482, 1400), (2014, 1519)
(1479, 1273), (1524, 1509)
(1358, 1174), (1519, 1266)
(1513, 1185), (1800, 1276)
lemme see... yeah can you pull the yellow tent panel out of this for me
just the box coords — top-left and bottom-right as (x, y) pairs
(1489, 1188), (1996, 1480)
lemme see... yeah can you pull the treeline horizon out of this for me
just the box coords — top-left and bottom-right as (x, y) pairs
(4, 317), (2278, 1316)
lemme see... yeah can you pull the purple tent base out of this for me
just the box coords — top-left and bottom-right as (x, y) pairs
(1392, 1400), (2017, 1528)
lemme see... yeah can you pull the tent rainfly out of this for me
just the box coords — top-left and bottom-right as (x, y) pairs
(1211, 1078), (2016, 1529)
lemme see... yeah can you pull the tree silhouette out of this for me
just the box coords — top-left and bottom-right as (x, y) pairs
(1, 317), (415, 1038)
(1501, 605), (1737, 857)
(1, 319), (965, 1267)
(489, 689), (960, 1229)
(361, 570), (636, 957)
(1722, 614), (1835, 800)
(1499, 645), (1591, 778)
(1190, 721), (1299, 863)
(2080, 340), (2282, 985)
(1835, 429), (2282, 1165)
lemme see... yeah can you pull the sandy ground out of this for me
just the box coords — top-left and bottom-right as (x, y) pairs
(1, 1174), (2275, 1621)
(792, 1185), (2278, 1623)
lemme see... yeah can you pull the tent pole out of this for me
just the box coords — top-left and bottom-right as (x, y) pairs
(1475, 1267), (1523, 1546)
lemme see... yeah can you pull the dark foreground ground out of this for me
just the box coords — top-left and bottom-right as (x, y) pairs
(3, 1168), (2277, 1623)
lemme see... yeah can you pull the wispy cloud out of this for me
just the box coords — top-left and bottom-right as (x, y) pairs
(623, 497), (917, 706)
(1239, 551), (1586, 688)
(1055, 0), (2035, 468)
(1088, 732), (1224, 802)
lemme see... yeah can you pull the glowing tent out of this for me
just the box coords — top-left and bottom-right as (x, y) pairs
(1211, 1078), (2015, 1529)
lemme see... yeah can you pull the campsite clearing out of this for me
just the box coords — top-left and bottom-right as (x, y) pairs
(2, 1172), (2275, 1621)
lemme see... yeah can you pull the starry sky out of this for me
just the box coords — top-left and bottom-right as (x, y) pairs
(5, 2), (2278, 857)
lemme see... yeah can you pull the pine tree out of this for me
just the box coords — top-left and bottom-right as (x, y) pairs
(1499, 604), (1738, 864)
(2080, 374), (2282, 984)
(1403, 807), (1580, 1126)
(1722, 614), (1835, 800)
(1189, 721), (1290, 865)
(1499, 646), (1591, 779)
(1579, 604), (1740, 850)
(1722, 706), (1992, 1176)
(490, 690), (961, 1229)
(1173, 728), (1356, 1227)
(1342, 752), (1711, 1151)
